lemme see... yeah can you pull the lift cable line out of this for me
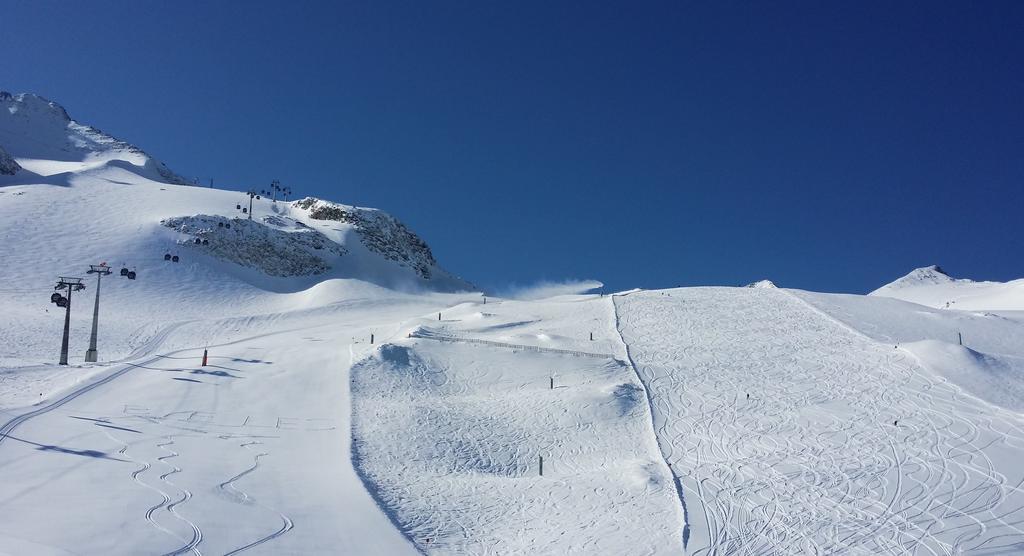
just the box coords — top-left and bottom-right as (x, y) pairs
(52, 277), (85, 365)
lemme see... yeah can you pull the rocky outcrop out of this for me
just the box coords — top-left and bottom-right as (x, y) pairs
(161, 214), (346, 277)
(0, 146), (20, 175)
(293, 197), (438, 279)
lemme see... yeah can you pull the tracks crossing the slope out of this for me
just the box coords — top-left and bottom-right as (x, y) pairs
(615, 288), (1024, 555)
(0, 321), (189, 448)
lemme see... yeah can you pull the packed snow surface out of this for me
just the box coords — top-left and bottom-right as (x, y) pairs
(350, 296), (682, 553)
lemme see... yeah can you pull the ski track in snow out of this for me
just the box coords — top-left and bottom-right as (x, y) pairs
(100, 429), (183, 544)
(155, 437), (203, 556)
(614, 288), (1024, 555)
(218, 440), (296, 555)
(0, 320), (189, 443)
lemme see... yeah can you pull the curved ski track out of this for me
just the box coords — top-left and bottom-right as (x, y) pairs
(219, 441), (295, 555)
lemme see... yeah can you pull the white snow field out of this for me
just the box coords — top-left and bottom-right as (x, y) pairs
(3, 91), (1024, 555)
(616, 287), (1024, 555)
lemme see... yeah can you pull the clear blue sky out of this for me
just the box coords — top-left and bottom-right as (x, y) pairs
(3, 1), (1022, 293)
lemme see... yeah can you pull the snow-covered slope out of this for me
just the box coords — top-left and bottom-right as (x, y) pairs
(351, 296), (682, 553)
(0, 93), (472, 369)
(871, 265), (1024, 311)
(617, 287), (1024, 553)
(3, 91), (1024, 555)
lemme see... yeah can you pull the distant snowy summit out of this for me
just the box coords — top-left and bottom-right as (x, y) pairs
(870, 265), (1024, 311)
(745, 279), (777, 289)
(873, 265), (957, 290)
(0, 91), (189, 185)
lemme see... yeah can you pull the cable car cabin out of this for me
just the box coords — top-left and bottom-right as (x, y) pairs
(202, 239), (209, 245)
(242, 208), (248, 214)
(194, 238), (202, 244)
(50, 292), (62, 303)
(56, 297), (68, 307)
(218, 222), (224, 227)
(120, 267), (129, 276)
(236, 204), (241, 209)
(171, 255), (179, 262)
(164, 253), (172, 261)
(127, 271), (136, 280)
(225, 223), (231, 229)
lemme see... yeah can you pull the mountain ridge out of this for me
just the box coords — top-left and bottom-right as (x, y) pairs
(0, 91), (190, 185)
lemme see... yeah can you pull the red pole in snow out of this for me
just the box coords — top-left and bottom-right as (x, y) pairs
(202, 349), (208, 366)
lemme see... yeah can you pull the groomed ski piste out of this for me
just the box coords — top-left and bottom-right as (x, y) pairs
(2, 92), (1024, 554)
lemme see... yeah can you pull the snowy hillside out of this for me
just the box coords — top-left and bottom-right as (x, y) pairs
(0, 92), (472, 369)
(2, 92), (1024, 555)
(871, 265), (1024, 311)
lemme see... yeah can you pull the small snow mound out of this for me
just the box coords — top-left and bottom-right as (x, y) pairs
(745, 280), (777, 289)
(902, 340), (1024, 412)
(378, 344), (412, 367)
(161, 214), (346, 277)
(612, 383), (645, 416)
(0, 146), (20, 175)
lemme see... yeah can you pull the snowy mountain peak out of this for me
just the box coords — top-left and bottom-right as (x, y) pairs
(870, 265), (1023, 311)
(745, 279), (777, 289)
(0, 90), (190, 185)
(875, 265), (959, 292)
(1, 91), (71, 122)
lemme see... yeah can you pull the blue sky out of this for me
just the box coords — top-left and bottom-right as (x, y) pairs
(2, 1), (1022, 293)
